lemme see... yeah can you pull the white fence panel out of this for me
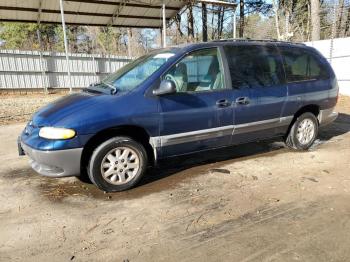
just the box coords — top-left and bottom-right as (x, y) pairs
(305, 37), (350, 96)
(0, 50), (131, 89)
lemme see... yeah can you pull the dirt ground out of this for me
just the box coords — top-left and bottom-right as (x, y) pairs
(0, 96), (349, 262)
(0, 93), (64, 125)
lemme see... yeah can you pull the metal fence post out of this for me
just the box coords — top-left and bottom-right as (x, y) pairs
(330, 3), (337, 65)
(36, 29), (47, 94)
(233, 9), (236, 39)
(59, 0), (72, 93)
(162, 4), (166, 48)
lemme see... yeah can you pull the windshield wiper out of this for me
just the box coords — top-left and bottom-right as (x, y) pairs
(87, 81), (118, 95)
(101, 80), (118, 95)
(83, 87), (103, 94)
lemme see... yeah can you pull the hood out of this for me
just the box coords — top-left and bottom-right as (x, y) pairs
(31, 89), (147, 135)
(32, 92), (105, 127)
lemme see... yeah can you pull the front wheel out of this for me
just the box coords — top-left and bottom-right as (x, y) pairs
(285, 112), (319, 150)
(88, 137), (148, 192)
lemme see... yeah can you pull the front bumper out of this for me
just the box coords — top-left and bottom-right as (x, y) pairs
(21, 142), (83, 178)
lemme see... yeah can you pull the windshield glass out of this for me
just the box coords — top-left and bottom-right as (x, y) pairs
(100, 51), (176, 92)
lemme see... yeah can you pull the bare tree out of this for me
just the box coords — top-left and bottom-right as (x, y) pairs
(272, 0), (281, 39)
(187, 3), (195, 40)
(345, 6), (350, 36)
(310, 0), (320, 40)
(306, 1), (311, 41)
(127, 28), (132, 57)
(175, 14), (184, 37)
(211, 7), (215, 39)
(202, 3), (208, 42)
(336, 0), (345, 37)
(218, 6), (225, 38)
(239, 0), (244, 37)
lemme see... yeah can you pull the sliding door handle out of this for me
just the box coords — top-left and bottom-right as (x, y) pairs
(216, 99), (231, 108)
(235, 97), (250, 105)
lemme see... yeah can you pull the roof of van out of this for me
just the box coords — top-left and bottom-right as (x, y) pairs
(168, 39), (307, 52)
(211, 38), (306, 46)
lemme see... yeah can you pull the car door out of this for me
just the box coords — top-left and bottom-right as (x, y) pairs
(223, 44), (288, 144)
(156, 47), (234, 158)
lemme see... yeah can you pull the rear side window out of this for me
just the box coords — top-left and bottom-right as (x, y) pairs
(279, 47), (329, 83)
(223, 45), (284, 89)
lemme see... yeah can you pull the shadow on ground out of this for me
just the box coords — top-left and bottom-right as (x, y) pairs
(319, 113), (350, 140)
(141, 112), (350, 186)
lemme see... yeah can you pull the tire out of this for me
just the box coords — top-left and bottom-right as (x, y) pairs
(88, 136), (148, 192)
(285, 112), (319, 150)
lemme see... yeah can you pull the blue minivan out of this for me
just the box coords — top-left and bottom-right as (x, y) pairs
(19, 40), (339, 192)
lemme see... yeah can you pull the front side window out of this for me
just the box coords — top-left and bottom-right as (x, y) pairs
(224, 45), (284, 89)
(163, 48), (225, 93)
(280, 47), (329, 83)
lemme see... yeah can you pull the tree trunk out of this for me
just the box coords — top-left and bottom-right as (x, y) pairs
(307, 1), (311, 41)
(202, 3), (208, 42)
(175, 14), (183, 37)
(310, 0), (320, 41)
(187, 4), (194, 39)
(218, 7), (225, 38)
(70, 26), (79, 53)
(344, 7), (350, 36)
(216, 8), (221, 39)
(239, 0), (244, 37)
(337, 0), (345, 37)
(272, 0), (281, 40)
(211, 7), (215, 40)
(127, 28), (132, 57)
(285, 10), (290, 38)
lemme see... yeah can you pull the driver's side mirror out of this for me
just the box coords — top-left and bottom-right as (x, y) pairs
(153, 79), (177, 96)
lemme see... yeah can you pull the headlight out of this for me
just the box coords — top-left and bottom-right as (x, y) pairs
(39, 127), (76, 140)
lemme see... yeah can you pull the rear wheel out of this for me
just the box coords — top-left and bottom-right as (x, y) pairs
(88, 136), (147, 192)
(285, 112), (319, 150)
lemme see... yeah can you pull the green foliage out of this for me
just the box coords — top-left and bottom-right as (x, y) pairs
(97, 27), (121, 54)
(0, 22), (62, 51)
(0, 22), (130, 54)
(0, 22), (38, 49)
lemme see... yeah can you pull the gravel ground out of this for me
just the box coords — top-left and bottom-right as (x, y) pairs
(0, 93), (65, 125)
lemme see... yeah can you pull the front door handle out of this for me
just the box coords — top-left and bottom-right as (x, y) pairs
(216, 99), (231, 108)
(235, 97), (250, 105)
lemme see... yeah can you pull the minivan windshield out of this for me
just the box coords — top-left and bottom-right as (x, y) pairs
(93, 50), (176, 93)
